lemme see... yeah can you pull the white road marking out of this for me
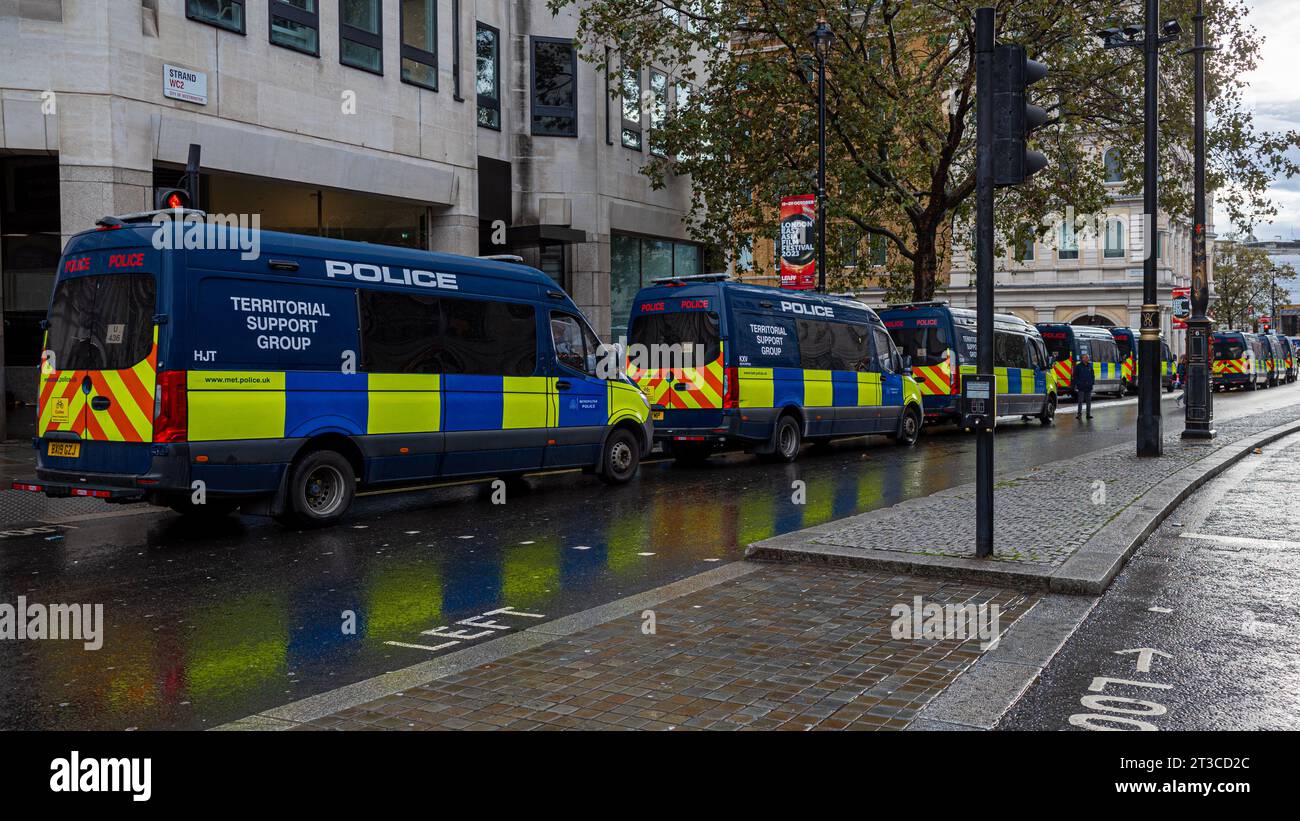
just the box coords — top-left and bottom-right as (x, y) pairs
(384, 640), (459, 652)
(1148, 606), (1173, 614)
(1115, 648), (1172, 674)
(1178, 532), (1300, 550)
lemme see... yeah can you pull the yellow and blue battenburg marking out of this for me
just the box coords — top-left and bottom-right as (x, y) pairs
(187, 371), (646, 441)
(735, 368), (894, 409)
(959, 364), (1047, 395)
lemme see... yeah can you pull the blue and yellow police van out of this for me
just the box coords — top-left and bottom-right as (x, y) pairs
(625, 276), (923, 464)
(1260, 332), (1289, 387)
(14, 210), (653, 527)
(1108, 326), (1177, 393)
(879, 303), (1058, 427)
(1211, 330), (1269, 391)
(1035, 323), (1126, 398)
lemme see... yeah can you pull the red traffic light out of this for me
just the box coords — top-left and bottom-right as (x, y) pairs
(155, 187), (190, 210)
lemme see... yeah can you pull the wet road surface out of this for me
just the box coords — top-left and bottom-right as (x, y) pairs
(1000, 427), (1300, 731)
(1, 387), (1295, 729)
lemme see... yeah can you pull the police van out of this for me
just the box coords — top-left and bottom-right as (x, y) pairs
(1260, 333), (1289, 386)
(625, 276), (923, 464)
(878, 303), (1058, 427)
(1211, 330), (1269, 391)
(15, 210), (653, 527)
(1108, 327), (1177, 394)
(1035, 323), (1126, 398)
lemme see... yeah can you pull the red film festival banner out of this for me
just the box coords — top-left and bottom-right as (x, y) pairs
(779, 195), (817, 290)
(1172, 287), (1190, 330)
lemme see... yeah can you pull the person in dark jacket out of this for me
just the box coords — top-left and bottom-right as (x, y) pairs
(1075, 353), (1095, 420)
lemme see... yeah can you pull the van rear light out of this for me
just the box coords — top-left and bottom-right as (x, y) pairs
(153, 370), (188, 443)
(723, 366), (740, 409)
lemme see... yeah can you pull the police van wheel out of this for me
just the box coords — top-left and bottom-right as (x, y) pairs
(763, 415), (802, 463)
(894, 407), (921, 447)
(1039, 395), (1057, 426)
(598, 429), (641, 485)
(279, 450), (355, 528)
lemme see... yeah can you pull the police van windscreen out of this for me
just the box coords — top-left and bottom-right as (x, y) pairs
(1040, 331), (1073, 363)
(45, 274), (156, 371)
(628, 311), (721, 371)
(1214, 338), (1245, 360)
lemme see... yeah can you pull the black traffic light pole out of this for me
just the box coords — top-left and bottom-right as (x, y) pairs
(185, 143), (202, 208)
(1182, 0), (1216, 439)
(975, 8), (995, 557)
(812, 20), (832, 293)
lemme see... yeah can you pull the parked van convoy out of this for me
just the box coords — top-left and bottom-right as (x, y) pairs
(16, 210), (653, 528)
(879, 303), (1058, 427)
(626, 276), (923, 464)
(1108, 327), (1177, 394)
(1035, 323), (1126, 398)
(1212, 330), (1269, 391)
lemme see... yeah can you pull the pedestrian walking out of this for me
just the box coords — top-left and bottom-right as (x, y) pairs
(1075, 353), (1095, 420)
(1176, 353), (1189, 408)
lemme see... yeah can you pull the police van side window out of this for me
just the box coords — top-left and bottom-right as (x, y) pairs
(994, 332), (1030, 369)
(830, 322), (872, 371)
(550, 312), (603, 377)
(872, 327), (896, 373)
(359, 290), (442, 373)
(442, 297), (537, 377)
(795, 318), (834, 370)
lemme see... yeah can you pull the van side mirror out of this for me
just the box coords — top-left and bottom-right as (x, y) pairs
(901, 355), (914, 371)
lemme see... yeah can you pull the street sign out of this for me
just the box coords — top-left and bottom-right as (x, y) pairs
(164, 64), (208, 105)
(778, 195), (817, 290)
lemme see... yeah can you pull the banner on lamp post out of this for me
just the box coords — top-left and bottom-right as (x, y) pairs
(779, 195), (817, 290)
(1172, 287), (1190, 330)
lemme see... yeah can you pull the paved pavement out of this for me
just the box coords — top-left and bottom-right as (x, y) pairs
(999, 431), (1300, 730)
(292, 565), (1036, 731)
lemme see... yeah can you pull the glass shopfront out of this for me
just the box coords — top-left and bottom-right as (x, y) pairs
(610, 232), (702, 340)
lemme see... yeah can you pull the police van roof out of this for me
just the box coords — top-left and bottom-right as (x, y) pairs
(881, 302), (1037, 334)
(67, 220), (558, 289)
(640, 278), (878, 311)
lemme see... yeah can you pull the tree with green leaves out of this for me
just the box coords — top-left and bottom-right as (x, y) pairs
(552, 0), (1300, 301)
(1211, 240), (1296, 330)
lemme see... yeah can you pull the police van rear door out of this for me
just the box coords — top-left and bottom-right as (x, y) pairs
(627, 289), (724, 417)
(40, 261), (159, 476)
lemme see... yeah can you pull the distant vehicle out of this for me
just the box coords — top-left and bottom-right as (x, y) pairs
(625, 277), (924, 465)
(1034, 323), (1126, 398)
(1211, 331), (1269, 391)
(1108, 327), (1176, 394)
(14, 210), (652, 528)
(880, 302), (1058, 427)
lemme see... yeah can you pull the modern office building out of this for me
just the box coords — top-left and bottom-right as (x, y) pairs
(0, 0), (705, 437)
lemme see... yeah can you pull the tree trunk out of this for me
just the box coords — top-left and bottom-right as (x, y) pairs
(910, 227), (940, 302)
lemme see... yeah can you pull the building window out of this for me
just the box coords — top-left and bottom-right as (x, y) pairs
(610, 233), (704, 339)
(621, 67), (642, 150)
(1014, 238), (1034, 262)
(187, 0), (245, 33)
(340, 0), (383, 74)
(1104, 218), (1125, 258)
(649, 71), (668, 156)
(1103, 148), (1122, 183)
(270, 0), (319, 56)
(870, 234), (888, 267)
(476, 23), (501, 128)
(400, 0), (437, 89)
(1058, 220), (1078, 260)
(532, 38), (578, 136)
(1158, 230), (1169, 260)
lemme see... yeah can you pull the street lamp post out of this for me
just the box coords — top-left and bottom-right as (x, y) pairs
(1097, 2), (1181, 457)
(812, 19), (832, 293)
(1182, 0), (1216, 438)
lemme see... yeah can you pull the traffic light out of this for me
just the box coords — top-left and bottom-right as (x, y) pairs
(155, 187), (190, 210)
(993, 44), (1048, 186)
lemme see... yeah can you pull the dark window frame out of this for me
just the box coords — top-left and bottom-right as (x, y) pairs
(340, 0), (384, 76)
(269, 0), (320, 57)
(621, 65), (643, 151)
(186, 0), (246, 34)
(476, 22), (501, 129)
(400, 0), (438, 90)
(531, 36), (579, 137)
(648, 69), (669, 157)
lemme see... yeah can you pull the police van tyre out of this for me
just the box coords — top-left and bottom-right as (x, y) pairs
(277, 450), (356, 528)
(1039, 394), (1056, 426)
(892, 406), (921, 446)
(598, 428), (641, 485)
(761, 414), (802, 463)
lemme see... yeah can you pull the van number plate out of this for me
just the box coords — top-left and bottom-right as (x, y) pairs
(47, 442), (80, 458)
(652, 411), (664, 421)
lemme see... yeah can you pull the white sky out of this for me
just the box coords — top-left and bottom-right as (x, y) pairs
(1214, 0), (1300, 240)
